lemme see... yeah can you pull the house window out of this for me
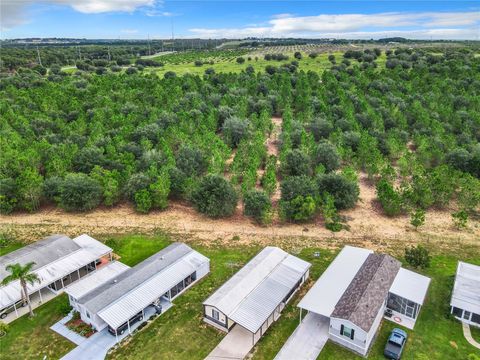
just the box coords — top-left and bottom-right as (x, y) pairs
(452, 307), (463, 317)
(340, 324), (355, 340)
(463, 311), (471, 320)
(472, 313), (480, 324)
(212, 309), (220, 321)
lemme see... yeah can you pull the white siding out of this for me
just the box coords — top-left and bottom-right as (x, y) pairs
(329, 318), (369, 356)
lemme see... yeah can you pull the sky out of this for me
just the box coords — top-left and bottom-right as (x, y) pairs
(1, 1), (479, 40)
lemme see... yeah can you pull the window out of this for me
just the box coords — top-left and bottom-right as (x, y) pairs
(472, 313), (480, 324)
(340, 324), (355, 340)
(452, 307), (463, 317)
(212, 309), (220, 321)
(463, 311), (471, 320)
(86, 311), (90, 319)
(387, 293), (418, 319)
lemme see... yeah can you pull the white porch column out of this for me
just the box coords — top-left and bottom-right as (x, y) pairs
(115, 329), (119, 343)
(299, 308), (302, 323)
(60, 277), (65, 289)
(127, 319), (131, 334)
(77, 269), (81, 279)
(39, 289), (43, 303)
(13, 302), (18, 317)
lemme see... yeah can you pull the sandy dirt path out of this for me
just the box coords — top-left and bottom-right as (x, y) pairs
(1, 172), (478, 255)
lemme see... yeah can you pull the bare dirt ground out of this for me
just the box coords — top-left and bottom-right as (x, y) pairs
(1, 172), (478, 256)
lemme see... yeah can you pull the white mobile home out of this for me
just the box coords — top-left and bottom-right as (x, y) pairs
(0, 234), (112, 319)
(203, 246), (311, 345)
(450, 261), (480, 327)
(288, 246), (430, 358)
(75, 242), (209, 339)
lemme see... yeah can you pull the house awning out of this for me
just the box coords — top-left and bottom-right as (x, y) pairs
(389, 268), (431, 305)
(97, 250), (208, 329)
(298, 246), (372, 317)
(450, 261), (480, 314)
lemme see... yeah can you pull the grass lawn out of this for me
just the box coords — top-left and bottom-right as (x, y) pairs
(0, 295), (75, 360)
(1, 233), (479, 360)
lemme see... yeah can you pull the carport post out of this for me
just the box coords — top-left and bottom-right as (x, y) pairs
(142, 309), (145, 318)
(127, 319), (131, 334)
(60, 277), (65, 289)
(13, 302), (18, 317)
(77, 269), (80, 279)
(38, 288), (43, 303)
(115, 329), (118, 343)
(299, 308), (302, 324)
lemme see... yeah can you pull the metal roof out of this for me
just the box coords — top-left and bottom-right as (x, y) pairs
(0, 235), (79, 281)
(65, 261), (130, 300)
(94, 244), (209, 329)
(298, 246), (372, 316)
(450, 261), (480, 315)
(0, 234), (112, 309)
(331, 253), (401, 332)
(204, 247), (311, 333)
(389, 268), (430, 305)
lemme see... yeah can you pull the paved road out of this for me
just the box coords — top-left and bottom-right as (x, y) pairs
(205, 325), (254, 360)
(274, 312), (329, 360)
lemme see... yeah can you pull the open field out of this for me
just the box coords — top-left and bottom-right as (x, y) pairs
(0, 233), (478, 360)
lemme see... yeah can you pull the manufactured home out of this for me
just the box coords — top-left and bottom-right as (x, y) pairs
(203, 246), (311, 346)
(0, 234), (112, 320)
(75, 242), (209, 340)
(278, 246), (430, 358)
(450, 261), (480, 327)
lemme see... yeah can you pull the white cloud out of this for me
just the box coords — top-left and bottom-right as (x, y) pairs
(145, 10), (177, 17)
(1, 1), (31, 30)
(190, 11), (480, 40)
(54, 0), (156, 14)
(121, 29), (139, 34)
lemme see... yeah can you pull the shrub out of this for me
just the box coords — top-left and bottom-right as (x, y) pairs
(405, 245), (431, 269)
(282, 149), (311, 177)
(294, 52), (302, 60)
(280, 176), (318, 221)
(452, 210), (468, 229)
(410, 208), (426, 230)
(309, 117), (333, 141)
(149, 174), (170, 210)
(134, 189), (152, 213)
(168, 167), (187, 198)
(43, 176), (64, 203)
(313, 141), (340, 173)
(376, 178), (403, 216)
(317, 174), (359, 210)
(59, 173), (102, 212)
(0, 178), (18, 214)
(321, 193), (342, 232)
(73, 147), (105, 173)
(243, 190), (272, 224)
(236, 57), (245, 64)
(194, 60), (203, 67)
(191, 175), (238, 218)
(176, 146), (207, 177)
(222, 117), (250, 148)
(125, 173), (152, 200)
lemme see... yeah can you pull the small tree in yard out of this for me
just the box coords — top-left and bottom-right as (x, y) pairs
(405, 245), (431, 269)
(376, 178), (403, 216)
(410, 208), (425, 230)
(2, 262), (40, 317)
(321, 193), (342, 232)
(452, 210), (468, 229)
(288, 195), (316, 222)
(59, 173), (102, 212)
(192, 175), (238, 218)
(236, 57), (245, 64)
(244, 190), (272, 224)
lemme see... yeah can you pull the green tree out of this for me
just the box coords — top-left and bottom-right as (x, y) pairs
(149, 173), (170, 210)
(313, 141), (340, 173)
(59, 173), (102, 212)
(222, 117), (250, 148)
(191, 175), (238, 218)
(376, 178), (403, 216)
(410, 208), (426, 230)
(288, 195), (316, 222)
(317, 174), (359, 210)
(282, 149), (311, 177)
(134, 189), (152, 214)
(321, 193), (342, 232)
(243, 190), (272, 224)
(405, 245), (431, 269)
(2, 262), (40, 317)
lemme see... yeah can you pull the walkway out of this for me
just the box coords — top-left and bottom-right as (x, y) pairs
(462, 322), (480, 350)
(274, 312), (329, 360)
(50, 312), (86, 345)
(205, 325), (254, 360)
(59, 302), (172, 360)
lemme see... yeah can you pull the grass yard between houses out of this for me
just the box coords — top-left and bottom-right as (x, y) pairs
(0, 233), (479, 360)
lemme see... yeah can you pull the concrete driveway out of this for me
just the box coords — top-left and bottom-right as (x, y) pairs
(205, 325), (254, 360)
(274, 312), (329, 360)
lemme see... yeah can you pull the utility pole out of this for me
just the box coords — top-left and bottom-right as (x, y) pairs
(36, 46), (42, 66)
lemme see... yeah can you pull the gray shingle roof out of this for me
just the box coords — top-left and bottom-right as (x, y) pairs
(79, 242), (192, 314)
(331, 253), (401, 332)
(0, 234), (79, 281)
